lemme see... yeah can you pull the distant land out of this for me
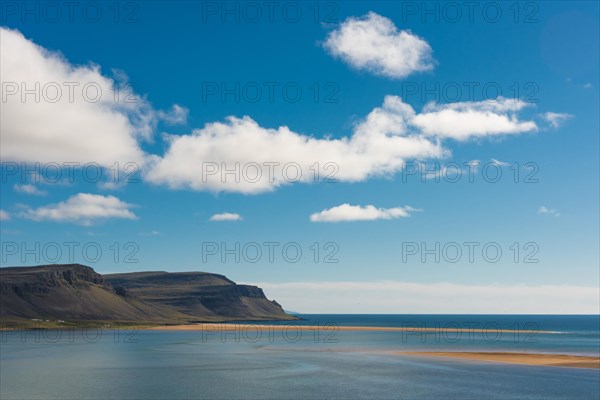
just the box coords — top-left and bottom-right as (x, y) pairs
(0, 264), (296, 327)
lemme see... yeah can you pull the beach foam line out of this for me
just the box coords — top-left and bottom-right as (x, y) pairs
(397, 351), (600, 369)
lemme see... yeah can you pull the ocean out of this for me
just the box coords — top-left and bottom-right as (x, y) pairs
(1, 315), (598, 399)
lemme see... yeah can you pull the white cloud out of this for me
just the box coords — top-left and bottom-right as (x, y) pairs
(13, 183), (47, 196)
(19, 193), (137, 225)
(310, 204), (418, 222)
(542, 112), (573, 128)
(490, 158), (509, 167)
(0, 28), (149, 168)
(583, 83), (593, 89)
(157, 104), (189, 125)
(538, 206), (560, 217)
(145, 96), (546, 194)
(2, 27), (568, 196)
(323, 12), (435, 79)
(412, 98), (538, 140)
(97, 181), (125, 191)
(0, 210), (11, 221)
(0, 28), (185, 172)
(144, 97), (444, 194)
(252, 281), (599, 314)
(209, 212), (243, 222)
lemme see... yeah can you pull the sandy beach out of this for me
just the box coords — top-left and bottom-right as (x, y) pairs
(399, 351), (600, 369)
(146, 323), (542, 334)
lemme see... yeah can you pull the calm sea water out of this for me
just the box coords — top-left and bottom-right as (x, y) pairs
(1, 315), (599, 399)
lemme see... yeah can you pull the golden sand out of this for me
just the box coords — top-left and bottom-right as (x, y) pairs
(146, 323), (529, 333)
(398, 351), (600, 369)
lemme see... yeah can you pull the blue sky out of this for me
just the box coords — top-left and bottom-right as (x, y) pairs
(1, 1), (598, 313)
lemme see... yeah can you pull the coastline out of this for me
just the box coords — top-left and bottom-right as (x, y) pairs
(145, 323), (555, 334)
(0, 321), (582, 337)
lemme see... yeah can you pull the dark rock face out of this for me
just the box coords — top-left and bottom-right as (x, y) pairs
(1, 264), (107, 295)
(104, 271), (294, 321)
(0, 264), (295, 323)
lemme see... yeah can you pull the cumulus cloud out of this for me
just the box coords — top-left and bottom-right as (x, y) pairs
(0, 27), (184, 170)
(310, 204), (418, 222)
(538, 206), (560, 217)
(0, 210), (11, 221)
(542, 112), (573, 128)
(13, 183), (47, 196)
(3, 27), (568, 196)
(0, 28), (149, 167)
(209, 212), (243, 222)
(145, 96), (544, 193)
(412, 98), (538, 140)
(144, 98), (443, 193)
(323, 12), (435, 78)
(19, 193), (137, 225)
(252, 281), (599, 314)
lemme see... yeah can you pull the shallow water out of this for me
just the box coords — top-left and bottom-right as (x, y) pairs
(1, 315), (598, 399)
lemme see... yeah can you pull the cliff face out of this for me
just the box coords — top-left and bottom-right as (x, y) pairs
(1, 264), (107, 296)
(0, 264), (188, 323)
(0, 264), (295, 323)
(104, 271), (294, 321)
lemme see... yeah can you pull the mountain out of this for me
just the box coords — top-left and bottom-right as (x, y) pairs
(104, 271), (293, 321)
(0, 264), (295, 325)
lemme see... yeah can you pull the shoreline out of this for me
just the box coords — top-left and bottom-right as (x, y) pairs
(0, 322), (576, 335)
(146, 323), (557, 334)
(398, 351), (600, 369)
